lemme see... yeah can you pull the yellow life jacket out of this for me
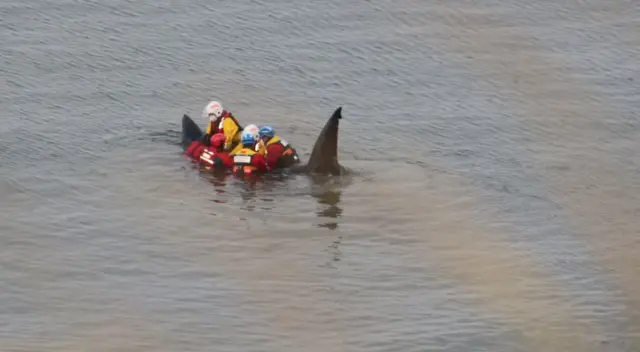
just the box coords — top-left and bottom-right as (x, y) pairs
(232, 148), (258, 173)
(231, 140), (266, 155)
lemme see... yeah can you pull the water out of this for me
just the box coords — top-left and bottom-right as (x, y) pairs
(1, 0), (638, 351)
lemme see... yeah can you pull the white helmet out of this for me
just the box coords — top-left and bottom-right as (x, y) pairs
(242, 124), (260, 141)
(202, 100), (223, 121)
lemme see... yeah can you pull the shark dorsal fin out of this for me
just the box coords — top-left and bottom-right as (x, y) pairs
(305, 107), (344, 176)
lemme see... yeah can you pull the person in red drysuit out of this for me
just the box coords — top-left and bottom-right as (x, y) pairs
(258, 125), (300, 169)
(198, 133), (234, 170)
(230, 131), (269, 176)
(185, 139), (208, 160)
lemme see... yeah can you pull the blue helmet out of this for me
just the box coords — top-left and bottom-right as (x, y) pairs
(259, 126), (275, 138)
(241, 131), (256, 146)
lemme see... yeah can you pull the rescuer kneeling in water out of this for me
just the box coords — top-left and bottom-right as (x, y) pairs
(201, 100), (243, 152)
(258, 125), (300, 169)
(198, 133), (234, 170)
(231, 131), (269, 176)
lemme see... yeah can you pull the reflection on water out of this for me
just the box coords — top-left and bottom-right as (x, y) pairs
(309, 175), (344, 269)
(309, 175), (343, 230)
(204, 170), (229, 203)
(2, 0), (638, 349)
(313, 190), (342, 230)
(238, 180), (259, 212)
(322, 235), (343, 269)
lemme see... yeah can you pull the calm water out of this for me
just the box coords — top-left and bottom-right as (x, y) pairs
(1, 0), (638, 351)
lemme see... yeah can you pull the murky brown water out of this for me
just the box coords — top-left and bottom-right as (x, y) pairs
(1, 0), (638, 351)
